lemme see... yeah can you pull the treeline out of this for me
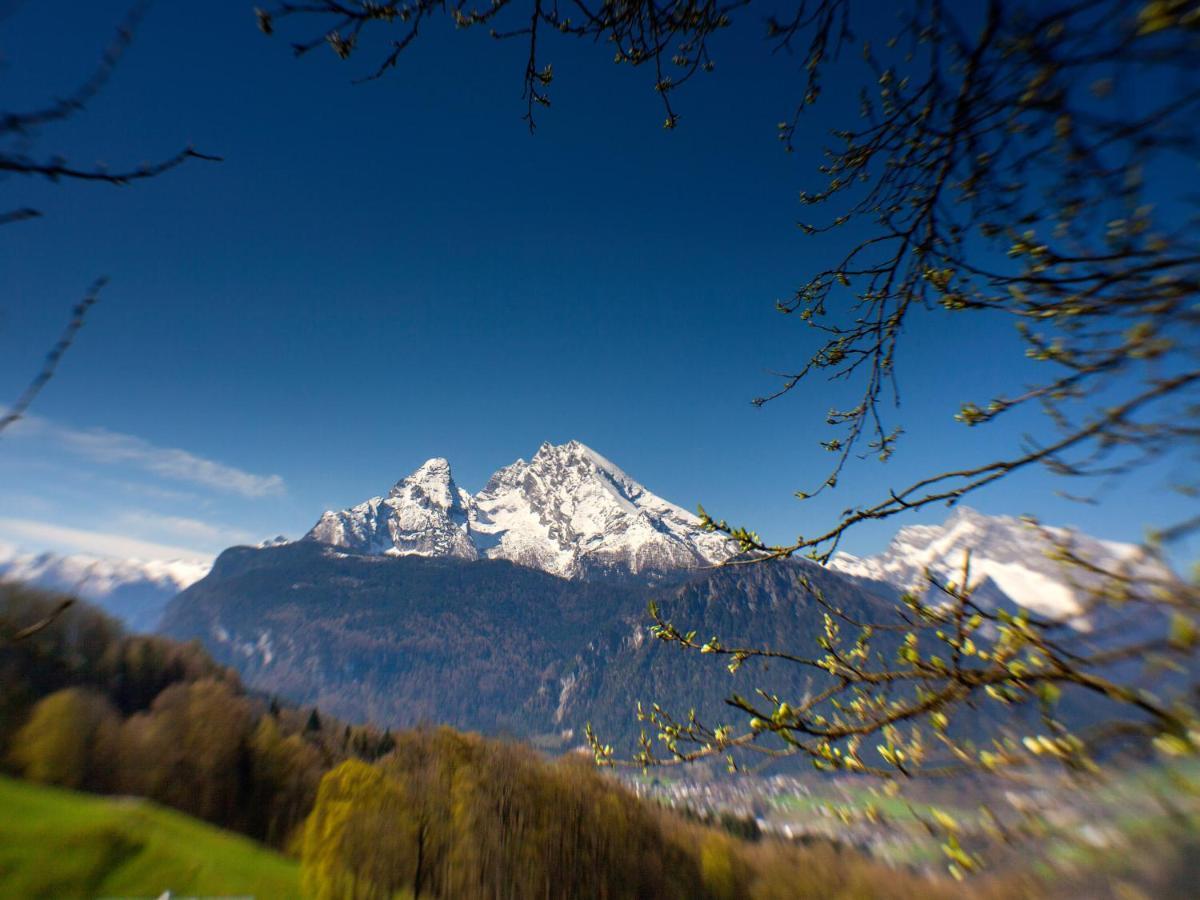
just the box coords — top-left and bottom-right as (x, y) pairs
(0, 584), (391, 847)
(1, 584), (1013, 898)
(299, 726), (1022, 900)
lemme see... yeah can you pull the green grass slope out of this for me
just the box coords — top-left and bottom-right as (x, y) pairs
(0, 775), (300, 899)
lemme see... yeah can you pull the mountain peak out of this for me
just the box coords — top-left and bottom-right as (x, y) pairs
(533, 438), (591, 456)
(533, 439), (584, 461)
(304, 442), (731, 579)
(830, 507), (1164, 624)
(308, 455), (475, 560)
(392, 456), (453, 486)
(389, 456), (459, 506)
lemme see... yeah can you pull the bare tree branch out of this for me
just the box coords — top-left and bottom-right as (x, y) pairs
(0, 277), (107, 436)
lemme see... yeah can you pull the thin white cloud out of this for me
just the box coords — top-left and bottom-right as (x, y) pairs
(0, 493), (57, 517)
(112, 510), (257, 547)
(12, 417), (285, 498)
(109, 479), (202, 505)
(0, 517), (211, 563)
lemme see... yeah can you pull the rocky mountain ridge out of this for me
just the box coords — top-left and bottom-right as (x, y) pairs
(829, 505), (1164, 623)
(306, 440), (731, 580)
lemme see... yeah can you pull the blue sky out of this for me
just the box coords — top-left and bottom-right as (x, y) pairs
(0, 0), (1192, 564)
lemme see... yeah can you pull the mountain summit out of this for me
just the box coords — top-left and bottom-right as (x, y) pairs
(308, 457), (476, 560)
(304, 440), (731, 579)
(828, 505), (1161, 622)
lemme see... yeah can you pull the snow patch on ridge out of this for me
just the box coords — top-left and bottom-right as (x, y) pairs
(554, 672), (577, 724)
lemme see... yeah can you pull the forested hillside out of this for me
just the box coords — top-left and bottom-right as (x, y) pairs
(158, 541), (1154, 763)
(159, 541), (655, 735)
(157, 541), (909, 748)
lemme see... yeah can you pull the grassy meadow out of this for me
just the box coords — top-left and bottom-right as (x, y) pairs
(0, 775), (299, 899)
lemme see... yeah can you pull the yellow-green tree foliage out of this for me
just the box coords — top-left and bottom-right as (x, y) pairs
(251, 715), (326, 848)
(301, 729), (698, 900)
(301, 759), (416, 900)
(1, 586), (379, 848)
(8, 687), (118, 789)
(698, 833), (739, 900)
(299, 728), (987, 899)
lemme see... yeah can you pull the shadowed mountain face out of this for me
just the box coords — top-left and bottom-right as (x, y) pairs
(158, 538), (1172, 757)
(157, 541), (901, 747)
(551, 559), (907, 746)
(158, 541), (657, 736)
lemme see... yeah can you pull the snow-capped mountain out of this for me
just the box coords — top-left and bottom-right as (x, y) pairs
(304, 440), (731, 579)
(309, 457), (477, 560)
(829, 506), (1162, 622)
(0, 543), (210, 632)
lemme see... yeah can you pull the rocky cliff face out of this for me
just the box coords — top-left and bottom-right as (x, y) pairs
(307, 457), (477, 560)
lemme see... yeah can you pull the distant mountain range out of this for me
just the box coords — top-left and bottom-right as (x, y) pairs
(829, 505), (1163, 625)
(303, 441), (1167, 620)
(0, 544), (209, 632)
(6, 441), (1158, 636)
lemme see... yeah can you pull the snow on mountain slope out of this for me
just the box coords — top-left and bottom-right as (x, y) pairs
(472, 441), (732, 578)
(301, 448), (1164, 605)
(0, 542), (210, 631)
(304, 440), (731, 579)
(308, 457), (478, 560)
(829, 506), (1160, 622)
